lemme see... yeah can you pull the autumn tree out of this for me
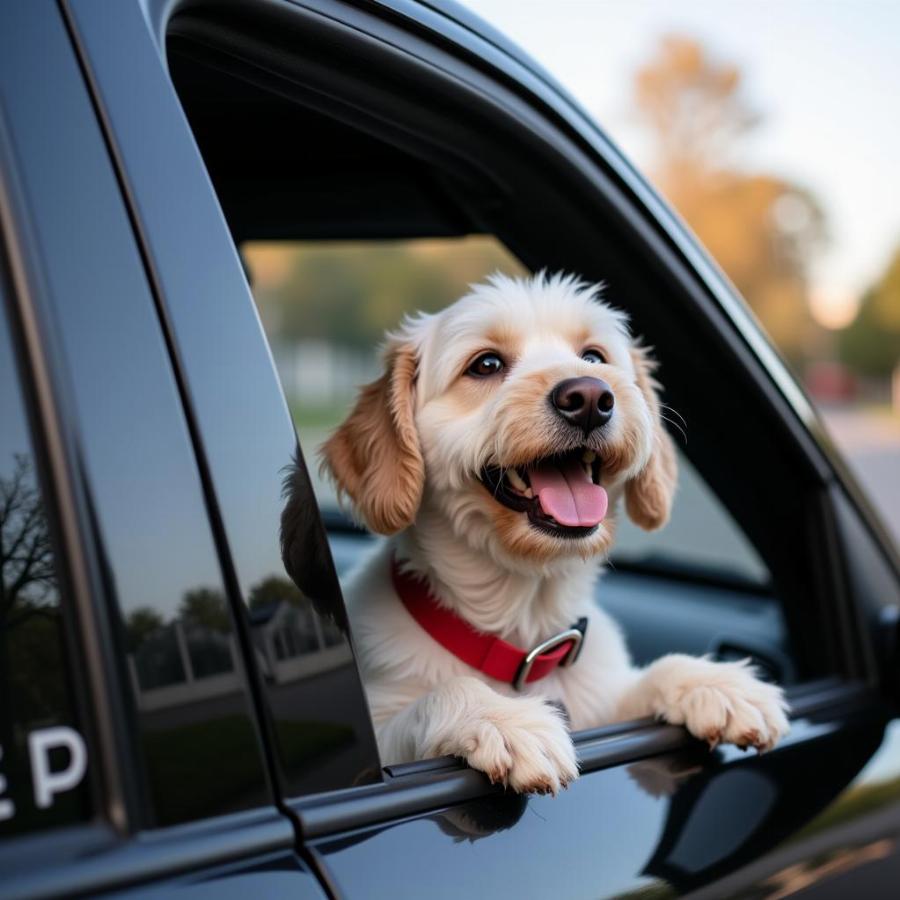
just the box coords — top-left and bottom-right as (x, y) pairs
(248, 238), (526, 350)
(633, 35), (826, 364)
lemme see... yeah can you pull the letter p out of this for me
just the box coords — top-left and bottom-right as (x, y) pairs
(28, 726), (87, 809)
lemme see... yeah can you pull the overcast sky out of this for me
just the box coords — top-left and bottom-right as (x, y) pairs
(462, 0), (900, 327)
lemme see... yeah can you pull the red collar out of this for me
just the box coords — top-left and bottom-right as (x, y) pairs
(391, 557), (587, 690)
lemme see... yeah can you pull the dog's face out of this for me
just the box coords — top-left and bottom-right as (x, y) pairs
(323, 274), (676, 566)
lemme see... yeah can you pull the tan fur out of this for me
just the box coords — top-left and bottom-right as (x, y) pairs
(322, 343), (424, 534)
(442, 373), (503, 416)
(624, 345), (678, 530)
(483, 325), (524, 355)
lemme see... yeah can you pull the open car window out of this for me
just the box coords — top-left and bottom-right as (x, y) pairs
(165, 8), (831, 772)
(243, 238), (770, 593)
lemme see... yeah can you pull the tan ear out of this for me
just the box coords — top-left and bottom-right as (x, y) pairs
(321, 343), (424, 535)
(625, 344), (678, 531)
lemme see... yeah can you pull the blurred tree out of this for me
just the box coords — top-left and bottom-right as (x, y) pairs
(838, 246), (900, 377)
(124, 606), (165, 652)
(249, 237), (526, 350)
(179, 587), (230, 633)
(634, 35), (827, 364)
(248, 574), (304, 611)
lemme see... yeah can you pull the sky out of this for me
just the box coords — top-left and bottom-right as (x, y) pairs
(461, 0), (900, 328)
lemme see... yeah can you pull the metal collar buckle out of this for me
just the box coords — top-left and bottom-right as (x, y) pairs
(513, 617), (588, 691)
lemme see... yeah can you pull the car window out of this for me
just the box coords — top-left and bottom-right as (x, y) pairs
(166, 16), (801, 755)
(243, 239), (770, 591)
(0, 294), (92, 839)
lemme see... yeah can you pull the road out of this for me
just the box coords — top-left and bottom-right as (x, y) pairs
(822, 407), (900, 547)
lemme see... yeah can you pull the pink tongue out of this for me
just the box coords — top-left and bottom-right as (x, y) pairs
(529, 458), (608, 527)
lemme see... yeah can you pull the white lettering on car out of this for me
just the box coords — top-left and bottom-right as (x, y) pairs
(28, 727), (87, 810)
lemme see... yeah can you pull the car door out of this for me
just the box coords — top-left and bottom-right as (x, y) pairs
(63, 0), (900, 897)
(0, 3), (324, 897)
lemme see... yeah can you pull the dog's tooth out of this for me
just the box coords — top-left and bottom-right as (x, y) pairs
(582, 450), (596, 463)
(507, 468), (528, 493)
(524, 487), (533, 499)
(584, 463), (592, 479)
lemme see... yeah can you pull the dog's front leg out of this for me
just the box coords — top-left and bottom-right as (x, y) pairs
(376, 676), (578, 794)
(613, 654), (790, 751)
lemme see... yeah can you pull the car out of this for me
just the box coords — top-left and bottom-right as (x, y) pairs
(1, 0), (899, 897)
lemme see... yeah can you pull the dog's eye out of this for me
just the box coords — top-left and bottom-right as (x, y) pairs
(467, 353), (505, 377)
(582, 348), (606, 365)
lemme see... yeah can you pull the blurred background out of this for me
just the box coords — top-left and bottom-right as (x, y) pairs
(245, 0), (900, 543)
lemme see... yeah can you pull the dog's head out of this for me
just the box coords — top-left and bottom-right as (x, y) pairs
(322, 273), (676, 566)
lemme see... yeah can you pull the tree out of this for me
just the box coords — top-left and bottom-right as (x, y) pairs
(635, 35), (760, 178)
(838, 247), (900, 377)
(178, 587), (230, 633)
(250, 238), (526, 350)
(247, 575), (304, 611)
(124, 606), (166, 652)
(0, 454), (57, 629)
(633, 36), (827, 364)
(0, 455), (62, 746)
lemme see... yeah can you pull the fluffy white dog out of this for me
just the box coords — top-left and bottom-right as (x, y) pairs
(323, 273), (789, 794)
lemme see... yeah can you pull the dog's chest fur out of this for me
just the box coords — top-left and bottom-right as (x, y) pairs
(344, 535), (636, 746)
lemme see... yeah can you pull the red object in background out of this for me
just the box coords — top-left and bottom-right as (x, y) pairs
(805, 361), (858, 403)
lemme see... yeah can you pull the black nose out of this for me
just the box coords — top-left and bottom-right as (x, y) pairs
(550, 377), (615, 433)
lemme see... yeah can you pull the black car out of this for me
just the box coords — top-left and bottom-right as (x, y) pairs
(1, 1), (899, 897)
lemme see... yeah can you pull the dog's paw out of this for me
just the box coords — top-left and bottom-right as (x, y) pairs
(652, 656), (790, 752)
(458, 695), (579, 795)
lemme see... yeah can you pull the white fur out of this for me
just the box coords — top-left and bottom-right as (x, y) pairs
(338, 273), (790, 793)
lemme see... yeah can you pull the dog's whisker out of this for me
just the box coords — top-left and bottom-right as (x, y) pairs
(660, 414), (687, 446)
(660, 403), (687, 431)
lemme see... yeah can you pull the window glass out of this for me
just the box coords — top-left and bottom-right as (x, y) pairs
(243, 239), (769, 590)
(0, 299), (92, 839)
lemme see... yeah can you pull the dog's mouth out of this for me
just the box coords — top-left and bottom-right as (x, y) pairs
(478, 449), (607, 539)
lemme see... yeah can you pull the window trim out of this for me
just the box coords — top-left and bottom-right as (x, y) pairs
(290, 680), (872, 838)
(0, 808), (297, 900)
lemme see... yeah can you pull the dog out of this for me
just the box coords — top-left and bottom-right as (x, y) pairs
(321, 272), (789, 794)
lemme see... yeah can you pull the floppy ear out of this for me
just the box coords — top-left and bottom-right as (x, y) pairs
(321, 342), (424, 535)
(625, 344), (678, 531)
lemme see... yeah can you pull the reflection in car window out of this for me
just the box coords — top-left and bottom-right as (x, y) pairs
(244, 238), (770, 590)
(0, 298), (91, 839)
